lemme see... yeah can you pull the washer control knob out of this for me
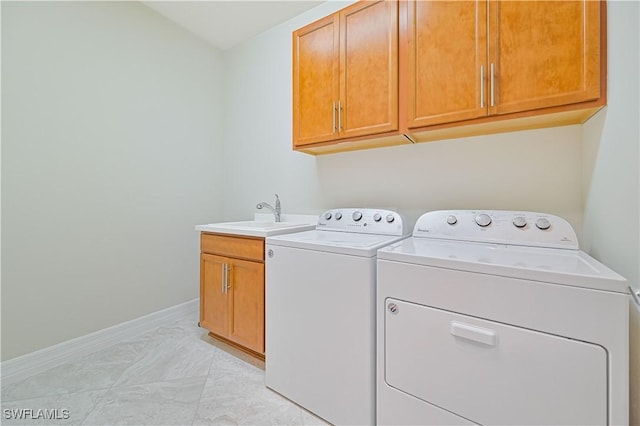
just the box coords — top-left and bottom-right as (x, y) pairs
(373, 213), (382, 222)
(535, 217), (551, 230)
(475, 213), (492, 227)
(386, 214), (395, 223)
(335, 212), (343, 220)
(324, 212), (332, 220)
(352, 211), (363, 222)
(446, 215), (458, 225)
(513, 216), (527, 228)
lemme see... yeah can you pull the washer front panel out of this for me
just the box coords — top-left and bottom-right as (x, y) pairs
(376, 258), (629, 426)
(384, 299), (606, 425)
(266, 245), (376, 425)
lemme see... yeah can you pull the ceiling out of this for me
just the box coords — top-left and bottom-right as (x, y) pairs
(142, 1), (325, 50)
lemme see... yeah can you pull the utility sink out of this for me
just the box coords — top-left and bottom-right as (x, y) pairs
(195, 218), (316, 238)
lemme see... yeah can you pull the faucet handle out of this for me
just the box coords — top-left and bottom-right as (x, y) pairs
(275, 194), (280, 208)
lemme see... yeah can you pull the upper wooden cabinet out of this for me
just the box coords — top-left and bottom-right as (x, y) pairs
(407, 0), (604, 129)
(293, 1), (399, 148)
(488, 1), (601, 115)
(406, 0), (488, 128)
(292, 14), (339, 146)
(293, 0), (606, 154)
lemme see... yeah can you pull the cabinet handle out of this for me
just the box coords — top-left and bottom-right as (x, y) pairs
(220, 263), (231, 294)
(480, 65), (485, 108)
(337, 99), (342, 133)
(332, 101), (337, 134)
(221, 263), (227, 294)
(490, 63), (495, 107)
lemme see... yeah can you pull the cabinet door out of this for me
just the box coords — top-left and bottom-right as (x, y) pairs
(340, 0), (398, 138)
(293, 14), (340, 147)
(407, 0), (487, 128)
(488, 0), (601, 115)
(228, 258), (265, 354)
(200, 254), (228, 338)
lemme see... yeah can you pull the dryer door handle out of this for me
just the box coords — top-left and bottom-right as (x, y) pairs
(450, 321), (497, 346)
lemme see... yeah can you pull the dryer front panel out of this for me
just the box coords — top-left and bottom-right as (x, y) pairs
(384, 298), (607, 425)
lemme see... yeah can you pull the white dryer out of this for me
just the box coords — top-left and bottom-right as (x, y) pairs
(377, 210), (629, 426)
(266, 208), (408, 425)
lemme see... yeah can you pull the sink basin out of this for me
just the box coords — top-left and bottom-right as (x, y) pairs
(195, 219), (316, 237)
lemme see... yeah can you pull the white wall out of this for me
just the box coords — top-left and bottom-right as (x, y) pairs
(1, 1), (224, 361)
(221, 1), (583, 233)
(583, 1), (639, 296)
(582, 2), (640, 423)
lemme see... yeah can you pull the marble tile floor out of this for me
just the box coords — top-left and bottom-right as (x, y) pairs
(1, 312), (328, 426)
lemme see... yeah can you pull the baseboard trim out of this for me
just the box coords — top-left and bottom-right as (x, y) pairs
(0, 299), (199, 386)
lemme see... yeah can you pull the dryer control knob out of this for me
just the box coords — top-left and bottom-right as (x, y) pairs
(513, 216), (527, 228)
(447, 215), (458, 225)
(535, 217), (551, 230)
(352, 211), (363, 221)
(386, 214), (395, 223)
(335, 212), (342, 220)
(373, 213), (382, 222)
(324, 212), (332, 220)
(475, 213), (492, 227)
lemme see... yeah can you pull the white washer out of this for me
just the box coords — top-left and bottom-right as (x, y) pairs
(266, 208), (408, 425)
(377, 210), (629, 426)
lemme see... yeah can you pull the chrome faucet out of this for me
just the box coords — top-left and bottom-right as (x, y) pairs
(256, 194), (281, 222)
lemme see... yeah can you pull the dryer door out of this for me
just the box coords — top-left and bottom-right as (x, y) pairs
(384, 298), (607, 425)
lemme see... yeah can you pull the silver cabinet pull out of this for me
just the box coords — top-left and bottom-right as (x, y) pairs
(490, 63), (495, 107)
(332, 101), (337, 133)
(221, 263), (227, 294)
(337, 99), (342, 133)
(220, 263), (230, 294)
(224, 264), (228, 294)
(480, 65), (485, 108)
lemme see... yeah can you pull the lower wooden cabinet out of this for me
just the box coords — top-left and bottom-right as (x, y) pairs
(200, 234), (265, 357)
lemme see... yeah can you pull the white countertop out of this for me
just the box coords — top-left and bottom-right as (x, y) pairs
(195, 213), (318, 238)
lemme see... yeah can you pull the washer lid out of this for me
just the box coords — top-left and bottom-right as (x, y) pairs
(267, 229), (408, 257)
(378, 238), (628, 294)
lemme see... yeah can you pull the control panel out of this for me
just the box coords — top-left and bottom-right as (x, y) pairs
(413, 210), (579, 249)
(317, 208), (406, 236)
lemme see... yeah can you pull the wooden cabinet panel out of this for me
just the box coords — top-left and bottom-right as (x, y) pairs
(201, 233), (263, 261)
(408, 0), (487, 127)
(405, 0), (605, 139)
(293, 15), (340, 146)
(200, 254), (228, 337)
(340, 0), (398, 138)
(199, 235), (265, 358)
(292, 0), (399, 149)
(489, 0), (601, 115)
(293, 0), (605, 153)
(228, 258), (265, 354)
